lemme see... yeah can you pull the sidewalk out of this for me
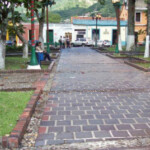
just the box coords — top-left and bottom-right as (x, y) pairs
(35, 47), (150, 149)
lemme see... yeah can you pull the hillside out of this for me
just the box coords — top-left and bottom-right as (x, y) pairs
(51, 0), (97, 11)
(52, 0), (123, 21)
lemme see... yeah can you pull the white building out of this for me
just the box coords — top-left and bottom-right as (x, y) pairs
(43, 19), (127, 46)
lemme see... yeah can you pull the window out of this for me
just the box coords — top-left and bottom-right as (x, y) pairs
(136, 12), (141, 22)
(76, 35), (84, 39)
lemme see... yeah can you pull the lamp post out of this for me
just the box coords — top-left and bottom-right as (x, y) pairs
(27, 0), (41, 69)
(92, 14), (101, 48)
(112, 0), (122, 53)
(45, 0), (55, 53)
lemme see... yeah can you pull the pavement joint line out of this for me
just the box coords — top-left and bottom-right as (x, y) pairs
(50, 88), (150, 94)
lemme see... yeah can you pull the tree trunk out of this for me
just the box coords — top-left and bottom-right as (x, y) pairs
(39, 21), (44, 48)
(36, 7), (45, 49)
(23, 43), (29, 58)
(16, 30), (28, 58)
(115, 6), (122, 51)
(126, 0), (135, 51)
(0, 39), (5, 70)
(0, 27), (7, 69)
(144, 1), (150, 58)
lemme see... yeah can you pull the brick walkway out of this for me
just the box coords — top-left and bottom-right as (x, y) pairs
(35, 47), (150, 147)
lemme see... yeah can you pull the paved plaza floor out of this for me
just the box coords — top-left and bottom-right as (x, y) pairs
(35, 47), (150, 148)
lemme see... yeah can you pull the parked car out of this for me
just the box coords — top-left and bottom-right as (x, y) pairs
(85, 40), (94, 47)
(103, 40), (111, 47)
(72, 38), (87, 47)
(97, 40), (104, 47)
(6, 40), (13, 46)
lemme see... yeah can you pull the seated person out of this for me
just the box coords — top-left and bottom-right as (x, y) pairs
(35, 42), (51, 64)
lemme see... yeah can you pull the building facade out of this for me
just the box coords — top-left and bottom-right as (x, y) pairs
(120, 0), (147, 44)
(16, 17), (127, 47)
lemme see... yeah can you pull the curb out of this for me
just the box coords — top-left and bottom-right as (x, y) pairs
(124, 61), (150, 72)
(1, 61), (55, 148)
(106, 54), (129, 59)
(0, 60), (55, 74)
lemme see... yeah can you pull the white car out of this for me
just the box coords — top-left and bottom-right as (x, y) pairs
(86, 40), (94, 47)
(97, 40), (104, 47)
(72, 38), (87, 47)
(103, 40), (111, 47)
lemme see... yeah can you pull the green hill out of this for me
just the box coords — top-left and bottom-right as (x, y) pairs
(51, 0), (97, 11)
(52, 0), (123, 21)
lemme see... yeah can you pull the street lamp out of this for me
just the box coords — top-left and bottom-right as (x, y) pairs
(112, 0), (122, 53)
(45, 0), (56, 53)
(92, 14), (101, 48)
(27, 0), (41, 69)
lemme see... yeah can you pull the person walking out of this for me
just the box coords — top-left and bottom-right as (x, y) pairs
(66, 36), (70, 48)
(62, 36), (66, 48)
(59, 36), (63, 50)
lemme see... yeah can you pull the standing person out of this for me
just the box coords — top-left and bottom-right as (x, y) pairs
(59, 36), (63, 49)
(62, 36), (66, 48)
(36, 41), (51, 64)
(66, 36), (70, 48)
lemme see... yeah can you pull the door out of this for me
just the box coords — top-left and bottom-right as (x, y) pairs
(92, 29), (100, 41)
(112, 30), (117, 45)
(65, 32), (72, 42)
(48, 30), (54, 44)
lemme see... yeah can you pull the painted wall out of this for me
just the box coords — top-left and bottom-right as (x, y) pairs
(17, 23), (127, 46)
(18, 23), (39, 45)
(120, 1), (147, 44)
(43, 23), (73, 43)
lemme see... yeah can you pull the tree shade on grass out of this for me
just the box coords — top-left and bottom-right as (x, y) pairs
(0, 91), (33, 136)
(5, 57), (48, 70)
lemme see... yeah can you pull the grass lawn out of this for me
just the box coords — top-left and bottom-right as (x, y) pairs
(0, 91), (33, 136)
(5, 57), (49, 70)
(107, 46), (145, 53)
(135, 63), (150, 68)
(113, 53), (127, 57)
(107, 47), (115, 52)
(133, 55), (150, 61)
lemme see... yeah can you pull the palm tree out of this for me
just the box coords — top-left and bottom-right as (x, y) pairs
(126, 0), (136, 51)
(144, 0), (150, 58)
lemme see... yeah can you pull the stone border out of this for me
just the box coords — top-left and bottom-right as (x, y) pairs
(0, 88), (36, 92)
(0, 62), (55, 148)
(124, 61), (150, 72)
(106, 54), (129, 59)
(0, 60), (55, 74)
(92, 48), (112, 54)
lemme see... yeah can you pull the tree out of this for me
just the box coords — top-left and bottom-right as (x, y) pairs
(24, 0), (55, 48)
(98, 0), (122, 51)
(8, 10), (29, 58)
(144, 0), (150, 58)
(0, 0), (22, 69)
(126, 0), (136, 51)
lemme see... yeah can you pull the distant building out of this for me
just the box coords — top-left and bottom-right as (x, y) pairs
(16, 16), (127, 46)
(120, 0), (147, 45)
(71, 16), (127, 46)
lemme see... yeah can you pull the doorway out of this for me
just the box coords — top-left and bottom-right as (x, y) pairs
(65, 32), (72, 42)
(92, 29), (100, 41)
(112, 30), (117, 45)
(47, 30), (54, 44)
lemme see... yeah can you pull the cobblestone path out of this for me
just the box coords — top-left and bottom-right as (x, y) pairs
(35, 47), (150, 147)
